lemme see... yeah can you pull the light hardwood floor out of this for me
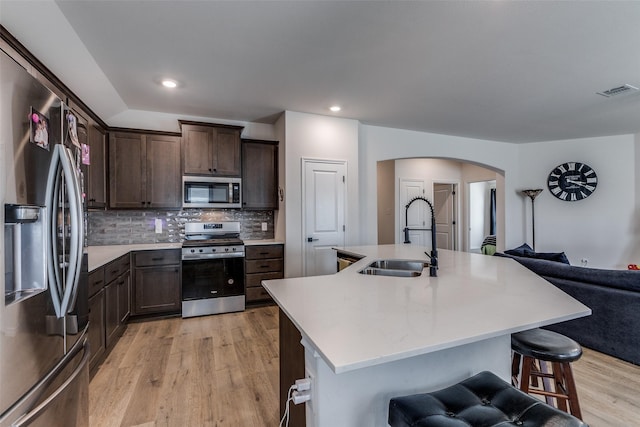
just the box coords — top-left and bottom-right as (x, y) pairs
(90, 306), (639, 426)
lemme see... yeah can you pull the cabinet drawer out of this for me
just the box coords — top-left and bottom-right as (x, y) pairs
(245, 245), (283, 260)
(246, 286), (272, 302)
(246, 272), (283, 287)
(88, 267), (105, 297)
(245, 258), (283, 274)
(133, 249), (180, 267)
(104, 255), (129, 283)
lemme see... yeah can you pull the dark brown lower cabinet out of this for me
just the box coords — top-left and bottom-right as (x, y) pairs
(280, 309), (306, 426)
(104, 281), (119, 348)
(117, 271), (131, 324)
(100, 254), (130, 352)
(245, 244), (284, 304)
(87, 288), (105, 371)
(132, 249), (181, 316)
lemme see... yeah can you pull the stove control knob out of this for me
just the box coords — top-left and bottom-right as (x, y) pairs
(225, 247), (229, 252)
(190, 249), (195, 253)
(198, 249), (203, 253)
(212, 248), (216, 252)
(232, 247), (236, 251)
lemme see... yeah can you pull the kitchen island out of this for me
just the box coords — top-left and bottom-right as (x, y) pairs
(262, 245), (591, 427)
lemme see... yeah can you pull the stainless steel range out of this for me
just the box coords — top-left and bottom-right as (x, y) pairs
(181, 222), (245, 318)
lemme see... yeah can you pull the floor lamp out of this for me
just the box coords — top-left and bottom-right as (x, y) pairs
(521, 189), (543, 251)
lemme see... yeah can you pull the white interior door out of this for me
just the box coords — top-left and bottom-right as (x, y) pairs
(434, 183), (456, 250)
(303, 160), (346, 276)
(399, 179), (426, 246)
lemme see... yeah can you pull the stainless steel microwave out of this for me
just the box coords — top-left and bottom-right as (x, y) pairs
(182, 176), (242, 208)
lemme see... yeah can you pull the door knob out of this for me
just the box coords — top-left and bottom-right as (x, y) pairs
(307, 237), (319, 242)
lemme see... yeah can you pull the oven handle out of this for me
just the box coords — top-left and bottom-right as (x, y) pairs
(182, 253), (245, 261)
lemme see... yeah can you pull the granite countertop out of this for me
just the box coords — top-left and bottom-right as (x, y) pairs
(262, 244), (591, 374)
(87, 239), (283, 271)
(243, 239), (285, 246)
(87, 243), (182, 271)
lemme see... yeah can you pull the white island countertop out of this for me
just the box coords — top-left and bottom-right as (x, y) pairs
(263, 245), (591, 374)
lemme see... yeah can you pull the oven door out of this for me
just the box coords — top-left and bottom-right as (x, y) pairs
(182, 257), (245, 301)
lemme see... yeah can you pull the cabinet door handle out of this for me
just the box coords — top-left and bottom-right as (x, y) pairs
(260, 265), (270, 269)
(259, 252), (269, 255)
(151, 257), (164, 261)
(141, 201), (145, 205)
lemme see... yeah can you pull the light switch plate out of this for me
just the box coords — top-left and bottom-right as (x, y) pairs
(261, 222), (268, 231)
(155, 218), (163, 234)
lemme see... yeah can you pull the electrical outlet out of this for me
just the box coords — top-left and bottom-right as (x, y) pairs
(155, 218), (163, 234)
(261, 222), (268, 231)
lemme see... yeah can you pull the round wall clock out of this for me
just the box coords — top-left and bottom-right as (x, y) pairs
(547, 162), (598, 201)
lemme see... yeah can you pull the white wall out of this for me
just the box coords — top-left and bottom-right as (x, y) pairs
(518, 135), (636, 268)
(462, 164), (503, 251)
(359, 124), (518, 251)
(632, 133), (640, 264)
(283, 111), (359, 278)
(468, 181), (495, 251)
(394, 158), (462, 244)
(108, 109), (277, 140)
(273, 114), (286, 244)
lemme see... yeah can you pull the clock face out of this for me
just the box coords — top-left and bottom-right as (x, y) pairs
(547, 162), (597, 201)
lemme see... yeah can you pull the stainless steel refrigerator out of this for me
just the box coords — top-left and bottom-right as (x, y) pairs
(1, 48), (89, 426)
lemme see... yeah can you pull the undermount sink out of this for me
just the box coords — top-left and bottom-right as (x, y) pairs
(358, 259), (427, 277)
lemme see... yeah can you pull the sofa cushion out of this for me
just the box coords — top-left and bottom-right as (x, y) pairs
(528, 251), (570, 264)
(496, 253), (640, 293)
(504, 243), (570, 264)
(504, 243), (533, 257)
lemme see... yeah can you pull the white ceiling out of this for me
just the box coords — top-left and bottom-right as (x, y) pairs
(3, 1), (640, 143)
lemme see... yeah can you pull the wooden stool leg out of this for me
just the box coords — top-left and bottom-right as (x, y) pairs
(511, 352), (522, 387)
(562, 362), (583, 420)
(520, 356), (533, 394)
(552, 362), (568, 412)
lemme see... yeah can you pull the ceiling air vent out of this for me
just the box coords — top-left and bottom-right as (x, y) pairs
(597, 84), (639, 98)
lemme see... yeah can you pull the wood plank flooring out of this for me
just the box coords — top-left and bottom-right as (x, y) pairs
(90, 306), (640, 426)
(89, 307), (279, 427)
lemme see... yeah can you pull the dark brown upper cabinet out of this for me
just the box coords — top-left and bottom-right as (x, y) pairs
(242, 139), (279, 210)
(109, 131), (181, 209)
(67, 105), (107, 209)
(181, 121), (243, 177)
(86, 124), (107, 209)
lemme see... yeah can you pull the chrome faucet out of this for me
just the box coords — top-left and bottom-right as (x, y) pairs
(403, 196), (438, 277)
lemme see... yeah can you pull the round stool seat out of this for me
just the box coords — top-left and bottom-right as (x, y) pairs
(512, 328), (582, 362)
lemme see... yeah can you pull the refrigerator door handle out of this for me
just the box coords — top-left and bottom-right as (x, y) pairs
(45, 145), (64, 318)
(44, 145), (84, 318)
(10, 339), (90, 427)
(58, 145), (83, 314)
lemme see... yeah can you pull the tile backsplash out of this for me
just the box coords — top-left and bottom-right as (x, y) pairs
(88, 209), (274, 246)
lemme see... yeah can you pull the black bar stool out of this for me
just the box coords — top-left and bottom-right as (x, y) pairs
(388, 370), (587, 427)
(511, 328), (583, 420)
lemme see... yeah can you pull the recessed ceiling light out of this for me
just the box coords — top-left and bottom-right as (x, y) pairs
(329, 105), (341, 112)
(161, 79), (178, 88)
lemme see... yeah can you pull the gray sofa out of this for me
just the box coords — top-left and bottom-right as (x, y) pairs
(496, 250), (640, 366)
